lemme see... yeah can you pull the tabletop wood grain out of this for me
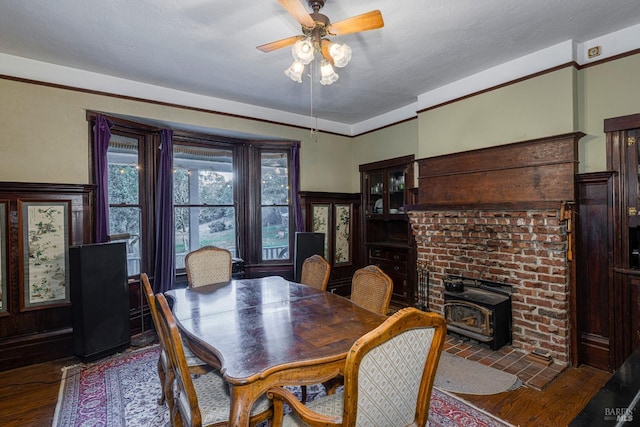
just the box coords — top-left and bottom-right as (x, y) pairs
(165, 276), (386, 426)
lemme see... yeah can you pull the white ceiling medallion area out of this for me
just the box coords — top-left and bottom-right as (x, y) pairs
(0, 1), (640, 136)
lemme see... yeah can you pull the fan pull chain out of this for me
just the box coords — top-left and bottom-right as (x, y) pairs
(309, 62), (318, 141)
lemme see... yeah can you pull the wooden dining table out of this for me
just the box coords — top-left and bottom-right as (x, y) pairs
(164, 275), (386, 426)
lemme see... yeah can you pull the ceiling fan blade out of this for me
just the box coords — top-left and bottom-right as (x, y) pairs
(327, 10), (384, 36)
(320, 39), (334, 65)
(257, 35), (305, 52)
(278, 0), (315, 28)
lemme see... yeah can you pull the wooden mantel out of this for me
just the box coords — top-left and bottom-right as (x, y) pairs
(407, 132), (585, 211)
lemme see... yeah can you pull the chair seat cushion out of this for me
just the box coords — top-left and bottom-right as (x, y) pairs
(281, 392), (344, 426)
(177, 370), (271, 426)
(160, 341), (209, 369)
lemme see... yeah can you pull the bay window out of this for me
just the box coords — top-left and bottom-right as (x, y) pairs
(94, 114), (297, 282)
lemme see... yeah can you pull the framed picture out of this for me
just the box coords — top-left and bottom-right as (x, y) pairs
(19, 200), (71, 309)
(334, 204), (352, 265)
(0, 203), (7, 313)
(311, 204), (330, 260)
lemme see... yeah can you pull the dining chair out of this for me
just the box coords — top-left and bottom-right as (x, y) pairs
(319, 265), (394, 399)
(184, 246), (233, 287)
(300, 254), (331, 291)
(350, 265), (393, 315)
(267, 307), (447, 427)
(156, 293), (273, 426)
(140, 273), (210, 413)
(298, 254), (331, 403)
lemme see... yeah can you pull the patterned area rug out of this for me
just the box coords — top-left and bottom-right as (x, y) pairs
(54, 345), (512, 427)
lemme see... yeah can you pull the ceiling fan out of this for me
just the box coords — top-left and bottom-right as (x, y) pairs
(257, 0), (384, 84)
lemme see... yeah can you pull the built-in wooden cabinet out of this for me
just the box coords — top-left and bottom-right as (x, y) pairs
(360, 155), (416, 306)
(299, 192), (360, 296)
(603, 113), (640, 370)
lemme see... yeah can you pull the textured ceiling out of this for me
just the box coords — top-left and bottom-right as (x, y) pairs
(1, 0), (640, 134)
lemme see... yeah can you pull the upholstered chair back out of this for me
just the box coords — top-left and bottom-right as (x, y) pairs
(267, 307), (447, 427)
(185, 246), (232, 287)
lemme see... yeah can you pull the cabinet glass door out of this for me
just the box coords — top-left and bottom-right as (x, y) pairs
(388, 168), (405, 214)
(368, 171), (384, 214)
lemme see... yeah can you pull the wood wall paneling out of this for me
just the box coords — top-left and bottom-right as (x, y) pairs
(299, 191), (361, 296)
(576, 172), (614, 371)
(0, 182), (93, 371)
(413, 132), (584, 210)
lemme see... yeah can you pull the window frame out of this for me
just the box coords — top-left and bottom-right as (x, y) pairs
(254, 146), (294, 263)
(171, 134), (240, 263)
(89, 113), (297, 279)
(103, 124), (158, 278)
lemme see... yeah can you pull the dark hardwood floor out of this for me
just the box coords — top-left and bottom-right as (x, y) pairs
(0, 349), (610, 427)
(462, 365), (610, 426)
(0, 355), (77, 427)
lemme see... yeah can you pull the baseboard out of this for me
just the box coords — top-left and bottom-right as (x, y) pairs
(0, 328), (74, 372)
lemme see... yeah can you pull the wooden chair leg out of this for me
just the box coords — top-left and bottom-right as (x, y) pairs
(157, 356), (166, 405)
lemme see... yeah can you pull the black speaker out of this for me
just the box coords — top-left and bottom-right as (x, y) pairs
(294, 232), (325, 282)
(70, 242), (130, 362)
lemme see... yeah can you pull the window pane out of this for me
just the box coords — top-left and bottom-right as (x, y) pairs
(174, 145), (236, 268)
(174, 146), (233, 205)
(107, 134), (141, 277)
(107, 135), (139, 205)
(261, 152), (289, 205)
(109, 207), (141, 276)
(262, 206), (289, 260)
(175, 207), (237, 268)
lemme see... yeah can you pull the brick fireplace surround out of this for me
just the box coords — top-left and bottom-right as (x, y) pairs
(408, 208), (570, 364)
(407, 132), (584, 366)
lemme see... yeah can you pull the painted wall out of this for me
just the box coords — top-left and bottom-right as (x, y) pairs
(1, 52), (639, 193)
(351, 119), (419, 189)
(354, 52), (640, 175)
(578, 53), (640, 172)
(416, 67), (578, 158)
(0, 78), (353, 192)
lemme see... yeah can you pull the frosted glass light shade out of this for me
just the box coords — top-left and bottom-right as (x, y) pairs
(285, 60), (305, 83)
(319, 60), (339, 85)
(292, 38), (315, 65)
(328, 43), (352, 67)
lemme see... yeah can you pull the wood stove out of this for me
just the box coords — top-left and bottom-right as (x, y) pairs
(443, 275), (512, 350)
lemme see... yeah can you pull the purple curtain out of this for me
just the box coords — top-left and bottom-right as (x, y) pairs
(153, 129), (175, 293)
(93, 115), (112, 243)
(292, 143), (304, 232)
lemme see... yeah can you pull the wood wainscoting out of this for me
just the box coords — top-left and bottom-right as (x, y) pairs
(0, 182), (93, 371)
(576, 172), (615, 371)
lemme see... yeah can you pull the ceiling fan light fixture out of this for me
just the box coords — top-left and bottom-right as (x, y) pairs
(319, 59), (339, 85)
(291, 38), (315, 65)
(328, 42), (352, 67)
(285, 60), (305, 83)
(259, 1), (383, 85)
